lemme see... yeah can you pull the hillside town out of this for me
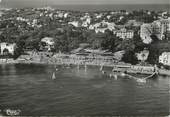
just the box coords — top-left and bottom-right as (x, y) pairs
(0, 7), (170, 70)
(0, 0), (170, 115)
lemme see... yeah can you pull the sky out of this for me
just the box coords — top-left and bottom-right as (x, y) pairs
(0, 0), (169, 5)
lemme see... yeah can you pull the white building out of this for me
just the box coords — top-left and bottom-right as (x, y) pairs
(107, 15), (111, 20)
(114, 28), (134, 40)
(95, 13), (103, 19)
(153, 19), (170, 40)
(140, 19), (170, 44)
(64, 13), (69, 18)
(82, 17), (91, 27)
(89, 21), (115, 33)
(89, 23), (101, 30)
(136, 49), (149, 62)
(161, 11), (168, 19)
(0, 43), (16, 55)
(57, 12), (64, 18)
(106, 22), (115, 31)
(159, 52), (170, 66)
(41, 37), (54, 45)
(41, 37), (55, 51)
(68, 21), (80, 27)
(16, 17), (29, 22)
(95, 28), (107, 33)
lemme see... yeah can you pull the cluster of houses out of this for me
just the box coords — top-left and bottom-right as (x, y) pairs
(0, 37), (170, 67)
(68, 19), (135, 40)
(0, 8), (170, 67)
(35, 37), (170, 67)
(140, 18), (170, 44)
(1, 7), (169, 42)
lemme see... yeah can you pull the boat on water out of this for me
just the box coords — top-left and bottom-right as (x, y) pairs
(52, 72), (56, 79)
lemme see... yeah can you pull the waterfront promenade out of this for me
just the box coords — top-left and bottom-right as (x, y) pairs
(0, 52), (160, 76)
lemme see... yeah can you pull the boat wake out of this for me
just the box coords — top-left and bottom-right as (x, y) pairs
(125, 72), (157, 83)
(136, 78), (146, 83)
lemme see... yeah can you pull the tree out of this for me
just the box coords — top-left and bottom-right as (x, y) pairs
(101, 31), (116, 52)
(147, 46), (159, 64)
(122, 50), (138, 65)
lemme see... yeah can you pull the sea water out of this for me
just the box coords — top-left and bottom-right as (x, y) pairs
(0, 64), (169, 116)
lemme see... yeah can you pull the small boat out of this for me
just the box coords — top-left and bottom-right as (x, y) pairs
(100, 65), (103, 71)
(52, 72), (56, 80)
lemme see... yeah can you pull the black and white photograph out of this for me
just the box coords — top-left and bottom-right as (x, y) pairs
(0, 0), (169, 116)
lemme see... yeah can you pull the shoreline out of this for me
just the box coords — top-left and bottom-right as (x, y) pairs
(1, 59), (170, 76)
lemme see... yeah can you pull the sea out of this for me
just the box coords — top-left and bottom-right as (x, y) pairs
(0, 4), (169, 11)
(0, 64), (169, 116)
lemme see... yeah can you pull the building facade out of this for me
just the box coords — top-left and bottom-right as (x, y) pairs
(0, 43), (16, 55)
(114, 28), (134, 40)
(140, 19), (170, 44)
(153, 19), (170, 40)
(159, 52), (170, 66)
(40, 37), (55, 51)
(136, 49), (149, 62)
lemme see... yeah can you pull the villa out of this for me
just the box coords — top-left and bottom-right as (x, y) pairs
(153, 19), (170, 40)
(136, 49), (149, 63)
(0, 42), (16, 55)
(159, 52), (170, 66)
(114, 28), (134, 40)
(140, 19), (170, 44)
(40, 37), (55, 51)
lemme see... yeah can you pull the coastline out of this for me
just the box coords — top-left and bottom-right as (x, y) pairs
(0, 58), (165, 76)
(0, 51), (169, 76)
